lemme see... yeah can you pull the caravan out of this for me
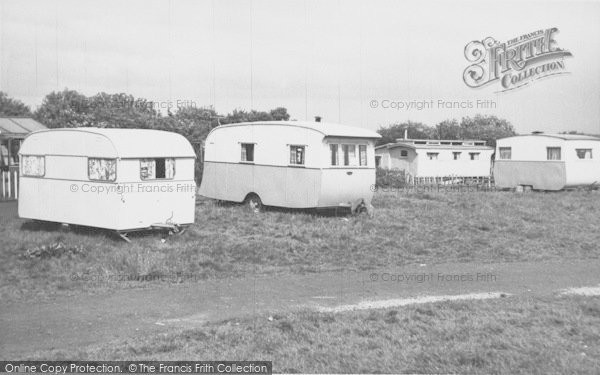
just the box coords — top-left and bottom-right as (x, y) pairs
(199, 121), (381, 212)
(494, 133), (600, 190)
(18, 128), (196, 239)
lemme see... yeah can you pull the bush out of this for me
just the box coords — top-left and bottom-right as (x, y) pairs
(376, 168), (407, 188)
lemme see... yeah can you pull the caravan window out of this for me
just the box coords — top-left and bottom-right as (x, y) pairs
(453, 152), (461, 160)
(469, 152), (480, 160)
(426, 152), (438, 160)
(21, 155), (45, 177)
(88, 158), (116, 181)
(400, 150), (408, 158)
(140, 158), (175, 180)
(576, 149), (592, 159)
(241, 143), (254, 162)
(499, 147), (511, 159)
(289, 145), (305, 165)
(330, 144), (339, 166)
(547, 147), (561, 160)
(359, 145), (367, 166)
(342, 145), (356, 166)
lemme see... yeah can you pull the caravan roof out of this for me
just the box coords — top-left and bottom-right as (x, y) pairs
(501, 134), (600, 141)
(19, 128), (196, 158)
(213, 121), (381, 139)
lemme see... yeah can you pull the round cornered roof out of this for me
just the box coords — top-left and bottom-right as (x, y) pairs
(19, 128), (196, 158)
(499, 134), (600, 142)
(210, 121), (381, 139)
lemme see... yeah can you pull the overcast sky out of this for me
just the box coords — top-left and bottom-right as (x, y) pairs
(0, 0), (599, 134)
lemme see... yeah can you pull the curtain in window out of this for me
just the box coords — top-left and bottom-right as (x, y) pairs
(22, 155), (45, 176)
(547, 148), (561, 160)
(576, 149), (592, 159)
(290, 146), (304, 165)
(241, 144), (254, 162)
(89, 158), (116, 181)
(330, 144), (338, 166)
(165, 158), (175, 178)
(342, 145), (356, 165)
(140, 159), (156, 180)
(359, 145), (367, 166)
(499, 148), (511, 159)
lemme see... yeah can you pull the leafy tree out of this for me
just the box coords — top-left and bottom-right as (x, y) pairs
(377, 115), (516, 148)
(34, 89), (94, 128)
(0, 92), (32, 117)
(172, 106), (219, 141)
(221, 107), (290, 124)
(434, 119), (461, 140)
(376, 121), (435, 145)
(88, 92), (159, 129)
(269, 107), (290, 121)
(458, 114), (516, 148)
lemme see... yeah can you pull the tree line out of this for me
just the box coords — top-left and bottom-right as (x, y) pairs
(3, 89), (524, 150)
(376, 117), (517, 148)
(0, 90), (290, 145)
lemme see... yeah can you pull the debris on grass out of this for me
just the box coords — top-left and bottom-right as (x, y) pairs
(21, 242), (84, 259)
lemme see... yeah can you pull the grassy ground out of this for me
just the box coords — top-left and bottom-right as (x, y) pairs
(1, 189), (599, 301)
(28, 294), (600, 374)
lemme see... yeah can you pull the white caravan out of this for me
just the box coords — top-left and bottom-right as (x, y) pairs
(494, 133), (600, 190)
(199, 121), (381, 212)
(18, 128), (196, 240)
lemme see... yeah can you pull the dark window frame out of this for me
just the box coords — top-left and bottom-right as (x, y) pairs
(240, 143), (255, 163)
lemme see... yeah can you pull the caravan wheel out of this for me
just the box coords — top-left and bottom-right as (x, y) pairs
(245, 194), (263, 213)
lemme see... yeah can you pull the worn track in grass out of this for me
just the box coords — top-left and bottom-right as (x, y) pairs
(2, 259), (600, 358)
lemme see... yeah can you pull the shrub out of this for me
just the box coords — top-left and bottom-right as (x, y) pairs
(376, 168), (407, 187)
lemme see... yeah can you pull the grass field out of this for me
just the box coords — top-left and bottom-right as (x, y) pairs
(28, 294), (600, 374)
(1, 189), (599, 301)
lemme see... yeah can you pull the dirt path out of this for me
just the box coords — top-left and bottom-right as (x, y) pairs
(1, 258), (600, 358)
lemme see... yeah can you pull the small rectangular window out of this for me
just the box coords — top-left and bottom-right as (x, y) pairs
(330, 144), (339, 166)
(576, 149), (592, 159)
(469, 152), (480, 160)
(453, 152), (461, 160)
(241, 143), (254, 162)
(400, 150), (408, 157)
(426, 152), (438, 160)
(375, 155), (382, 168)
(22, 155), (45, 177)
(359, 145), (367, 166)
(89, 158), (116, 181)
(342, 145), (356, 166)
(290, 145), (305, 165)
(547, 147), (561, 160)
(140, 158), (174, 180)
(499, 147), (511, 160)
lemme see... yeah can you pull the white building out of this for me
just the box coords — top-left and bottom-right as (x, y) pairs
(375, 139), (494, 178)
(199, 121), (381, 212)
(494, 133), (600, 190)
